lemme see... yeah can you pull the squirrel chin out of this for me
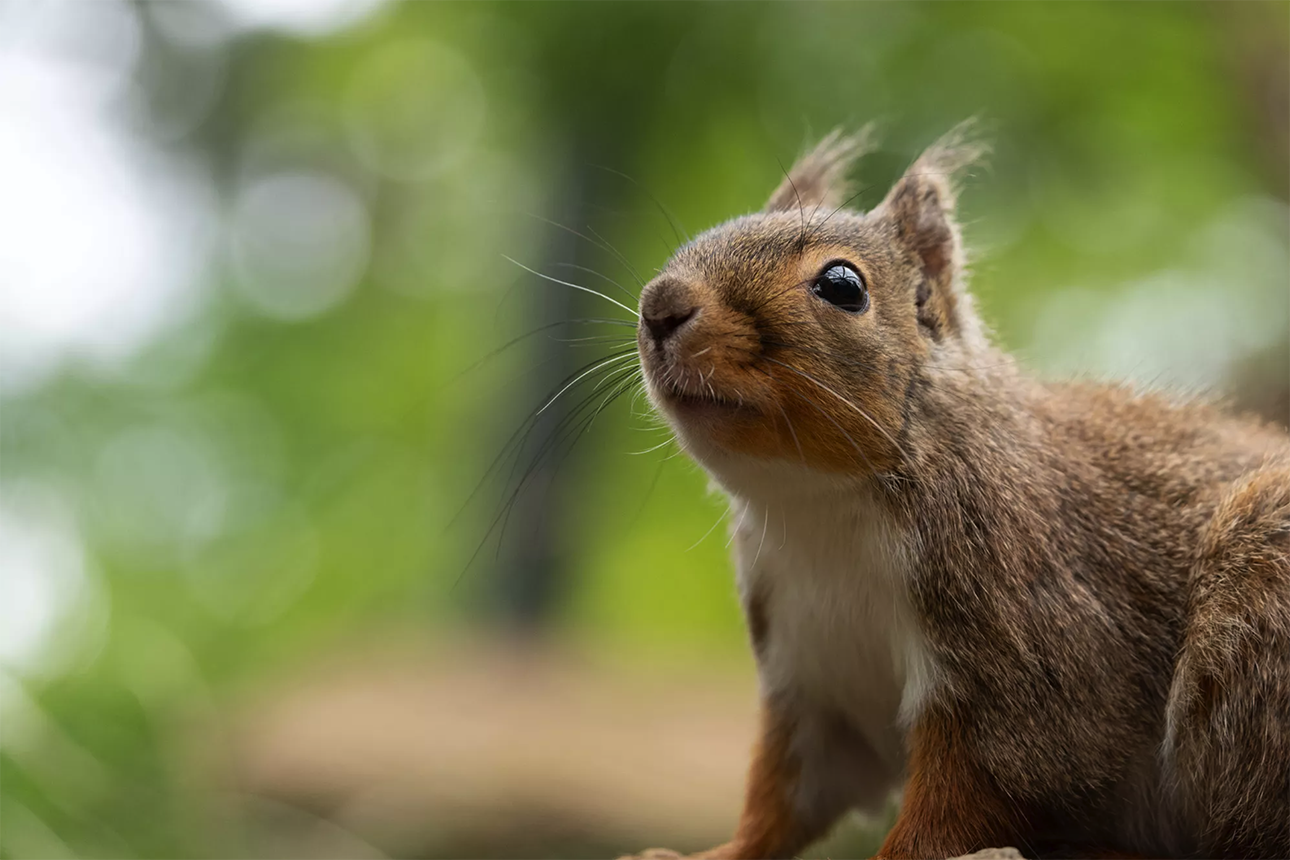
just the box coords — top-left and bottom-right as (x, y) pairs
(658, 385), (757, 418)
(644, 372), (767, 444)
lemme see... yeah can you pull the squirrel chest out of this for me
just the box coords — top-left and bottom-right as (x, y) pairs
(730, 490), (936, 772)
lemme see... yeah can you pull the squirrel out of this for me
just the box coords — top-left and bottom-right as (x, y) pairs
(622, 123), (1290, 859)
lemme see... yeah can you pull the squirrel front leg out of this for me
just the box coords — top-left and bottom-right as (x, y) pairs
(625, 701), (846, 860)
(877, 707), (1022, 860)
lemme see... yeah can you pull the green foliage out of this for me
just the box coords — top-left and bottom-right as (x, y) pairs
(2, 1), (1285, 857)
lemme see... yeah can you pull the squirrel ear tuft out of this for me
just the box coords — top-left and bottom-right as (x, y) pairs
(765, 125), (877, 214)
(878, 120), (989, 337)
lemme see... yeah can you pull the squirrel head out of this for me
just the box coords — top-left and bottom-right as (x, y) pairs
(638, 123), (989, 485)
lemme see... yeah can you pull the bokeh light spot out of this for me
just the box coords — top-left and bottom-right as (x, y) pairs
(345, 39), (487, 182)
(214, 0), (388, 38)
(0, 485), (101, 678)
(1030, 196), (1290, 391)
(0, 0), (214, 393)
(92, 423), (227, 557)
(229, 171), (371, 321)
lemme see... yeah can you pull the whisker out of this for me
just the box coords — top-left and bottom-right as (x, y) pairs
(752, 505), (770, 569)
(795, 388), (882, 479)
(725, 504), (749, 549)
(500, 362), (637, 501)
(628, 456), (670, 530)
(551, 261), (640, 306)
(776, 155), (808, 252)
(746, 273), (821, 317)
(521, 212), (647, 288)
(445, 318), (637, 387)
(687, 508), (727, 553)
(537, 351), (639, 416)
(753, 364), (881, 480)
(451, 348), (640, 529)
(775, 399), (806, 465)
(763, 356), (907, 459)
(593, 164), (690, 245)
(587, 225), (647, 289)
(503, 255), (640, 319)
(552, 334), (638, 346)
(588, 355), (641, 395)
(765, 332), (1014, 396)
(628, 437), (674, 456)
(760, 338), (887, 375)
(804, 183), (873, 244)
(577, 193), (676, 259)
(483, 362), (643, 573)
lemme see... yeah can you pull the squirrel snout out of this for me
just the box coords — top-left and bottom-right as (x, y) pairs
(641, 279), (699, 347)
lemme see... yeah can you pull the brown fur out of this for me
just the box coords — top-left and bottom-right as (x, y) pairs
(703, 705), (823, 859)
(629, 703), (840, 860)
(765, 126), (877, 216)
(624, 124), (1290, 859)
(878, 707), (1023, 859)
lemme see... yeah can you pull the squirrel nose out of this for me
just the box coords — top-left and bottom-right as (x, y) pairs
(641, 279), (699, 346)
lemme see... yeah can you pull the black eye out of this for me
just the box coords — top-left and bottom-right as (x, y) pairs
(811, 262), (868, 313)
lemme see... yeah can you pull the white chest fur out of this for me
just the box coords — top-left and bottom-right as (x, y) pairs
(730, 489), (937, 771)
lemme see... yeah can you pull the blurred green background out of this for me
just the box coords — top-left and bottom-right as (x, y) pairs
(1, 1), (1287, 857)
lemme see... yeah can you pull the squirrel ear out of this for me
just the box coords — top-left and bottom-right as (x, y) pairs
(877, 121), (988, 338)
(764, 126), (877, 214)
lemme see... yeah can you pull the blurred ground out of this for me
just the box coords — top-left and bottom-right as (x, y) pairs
(224, 634), (754, 857)
(220, 634), (892, 858)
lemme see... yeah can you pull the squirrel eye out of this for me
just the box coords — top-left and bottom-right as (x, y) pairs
(811, 262), (868, 314)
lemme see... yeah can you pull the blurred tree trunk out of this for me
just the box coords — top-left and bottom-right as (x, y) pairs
(485, 4), (694, 634)
(489, 144), (590, 632)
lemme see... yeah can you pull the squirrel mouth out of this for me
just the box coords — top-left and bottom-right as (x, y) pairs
(659, 382), (754, 417)
(639, 343), (759, 419)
